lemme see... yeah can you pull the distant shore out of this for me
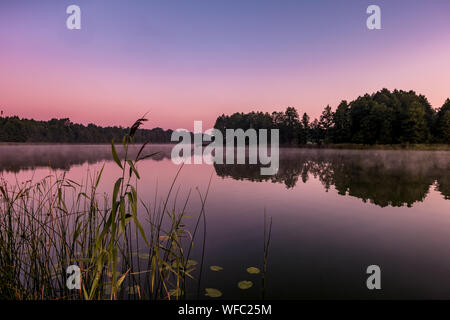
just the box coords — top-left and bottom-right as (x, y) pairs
(0, 142), (176, 146)
(0, 141), (449, 151)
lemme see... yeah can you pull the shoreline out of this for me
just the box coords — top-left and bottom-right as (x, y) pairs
(0, 142), (449, 151)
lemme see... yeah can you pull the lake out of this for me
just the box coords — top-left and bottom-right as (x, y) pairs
(1, 144), (449, 299)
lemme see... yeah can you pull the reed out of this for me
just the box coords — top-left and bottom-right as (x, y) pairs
(0, 118), (206, 300)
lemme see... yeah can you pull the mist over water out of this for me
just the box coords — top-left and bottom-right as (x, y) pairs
(0, 144), (173, 172)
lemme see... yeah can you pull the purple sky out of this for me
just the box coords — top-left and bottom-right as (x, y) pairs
(1, 0), (450, 129)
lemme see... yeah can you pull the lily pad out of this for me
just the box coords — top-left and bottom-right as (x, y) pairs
(238, 280), (253, 290)
(205, 288), (222, 298)
(246, 267), (260, 274)
(210, 266), (223, 272)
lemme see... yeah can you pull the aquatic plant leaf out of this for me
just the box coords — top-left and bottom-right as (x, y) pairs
(205, 288), (222, 298)
(186, 259), (198, 268)
(246, 267), (260, 274)
(210, 266), (223, 272)
(114, 269), (130, 295)
(127, 160), (140, 179)
(238, 280), (253, 290)
(111, 140), (123, 169)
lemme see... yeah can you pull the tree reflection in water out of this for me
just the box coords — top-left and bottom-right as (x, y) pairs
(214, 149), (450, 207)
(0, 145), (448, 208)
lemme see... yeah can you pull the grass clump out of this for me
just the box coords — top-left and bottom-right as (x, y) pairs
(0, 117), (207, 300)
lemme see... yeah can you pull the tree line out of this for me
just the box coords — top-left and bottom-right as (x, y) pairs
(214, 150), (450, 207)
(0, 117), (174, 143)
(214, 89), (450, 145)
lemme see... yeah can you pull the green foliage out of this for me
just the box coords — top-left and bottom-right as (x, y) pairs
(246, 267), (260, 274)
(214, 89), (449, 145)
(205, 288), (222, 298)
(215, 108), (306, 145)
(237, 280), (253, 290)
(435, 99), (450, 143)
(0, 118), (207, 300)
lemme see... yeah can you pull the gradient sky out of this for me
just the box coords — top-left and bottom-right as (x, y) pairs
(1, 0), (450, 130)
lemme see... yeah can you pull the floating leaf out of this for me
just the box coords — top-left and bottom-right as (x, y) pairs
(205, 288), (222, 298)
(238, 280), (253, 290)
(172, 259), (198, 269)
(246, 267), (260, 274)
(186, 260), (198, 268)
(210, 266), (223, 272)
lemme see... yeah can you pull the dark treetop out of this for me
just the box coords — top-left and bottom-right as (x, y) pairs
(0, 117), (174, 143)
(214, 89), (450, 145)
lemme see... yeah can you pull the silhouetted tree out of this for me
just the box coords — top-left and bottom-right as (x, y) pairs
(0, 117), (174, 143)
(318, 105), (334, 143)
(211, 89), (449, 145)
(332, 101), (351, 143)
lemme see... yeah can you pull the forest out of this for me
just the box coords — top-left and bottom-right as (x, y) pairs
(214, 89), (450, 145)
(1, 89), (449, 145)
(0, 117), (173, 143)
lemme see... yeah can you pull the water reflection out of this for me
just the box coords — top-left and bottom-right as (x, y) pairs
(0, 145), (449, 208)
(214, 149), (450, 207)
(0, 144), (172, 172)
(1, 145), (450, 298)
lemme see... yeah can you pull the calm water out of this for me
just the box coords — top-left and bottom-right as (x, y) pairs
(1, 144), (450, 299)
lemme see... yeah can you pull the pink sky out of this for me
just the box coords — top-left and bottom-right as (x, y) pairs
(1, 1), (450, 130)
